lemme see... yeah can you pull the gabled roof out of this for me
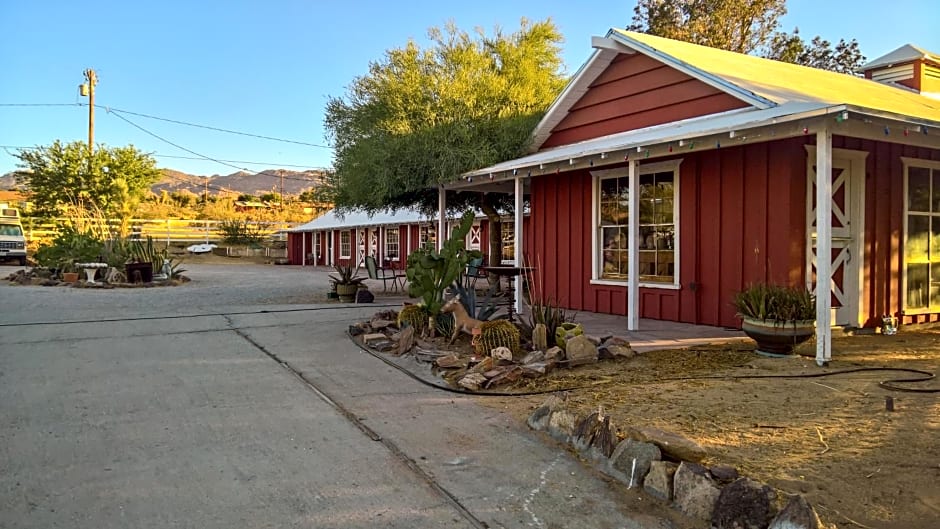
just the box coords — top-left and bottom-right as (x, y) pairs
(289, 208), (429, 232)
(864, 44), (940, 70)
(527, 30), (940, 153)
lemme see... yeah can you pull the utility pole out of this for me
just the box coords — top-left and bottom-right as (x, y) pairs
(280, 172), (284, 209)
(80, 69), (97, 154)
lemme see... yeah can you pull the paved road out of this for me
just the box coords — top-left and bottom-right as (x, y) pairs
(0, 264), (681, 529)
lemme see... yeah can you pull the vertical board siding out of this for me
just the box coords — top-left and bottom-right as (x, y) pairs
(542, 53), (748, 149)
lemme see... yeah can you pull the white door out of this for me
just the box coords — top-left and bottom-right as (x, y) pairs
(357, 229), (366, 267)
(806, 147), (868, 327)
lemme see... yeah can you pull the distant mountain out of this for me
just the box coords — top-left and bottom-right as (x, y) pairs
(1, 168), (327, 197)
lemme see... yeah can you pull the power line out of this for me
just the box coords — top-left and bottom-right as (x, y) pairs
(1, 145), (324, 171)
(104, 110), (323, 185)
(1, 102), (331, 149)
(103, 106), (331, 149)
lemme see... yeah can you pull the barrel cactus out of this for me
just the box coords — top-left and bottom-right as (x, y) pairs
(397, 304), (428, 332)
(477, 320), (521, 357)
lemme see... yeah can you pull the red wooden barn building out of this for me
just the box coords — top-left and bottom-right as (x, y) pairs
(444, 30), (940, 364)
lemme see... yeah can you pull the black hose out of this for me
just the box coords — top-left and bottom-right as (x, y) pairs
(351, 333), (939, 394)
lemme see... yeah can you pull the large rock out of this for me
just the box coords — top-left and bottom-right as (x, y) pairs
(610, 439), (662, 488)
(769, 495), (831, 529)
(713, 478), (778, 529)
(644, 461), (678, 501)
(546, 409), (577, 442)
(564, 335), (598, 367)
(629, 426), (707, 462)
(555, 322), (584, 350)
(458, 373), (487, 391)
(673, 462), (721, 521)
(544, 346), (564, 362)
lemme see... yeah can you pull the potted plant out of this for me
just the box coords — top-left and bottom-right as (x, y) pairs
(733, 283), (816, 356)
(329, 265), (367, 302)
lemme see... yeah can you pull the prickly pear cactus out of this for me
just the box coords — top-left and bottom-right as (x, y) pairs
(477, 320), (521, 356)
(532, 323), (548, 351)
(397, 304), (428, 332)
(554, 322), (583, 351)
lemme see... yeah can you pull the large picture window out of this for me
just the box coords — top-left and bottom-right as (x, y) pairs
(904, 161), (940, 311)
(340, 231), (351, 259)
(595, 162), (678, 284)
(385, 228), (400, 261)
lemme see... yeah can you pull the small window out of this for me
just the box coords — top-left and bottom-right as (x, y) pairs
(419, 225), (436, 249)
(385, 228), (400, 261)
(501, 221), (514, 264)
(340, 231), (351, 259)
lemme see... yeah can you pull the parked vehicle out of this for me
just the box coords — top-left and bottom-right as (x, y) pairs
(0, 207), (27, 266)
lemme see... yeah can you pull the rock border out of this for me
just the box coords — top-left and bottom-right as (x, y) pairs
(528, 394), (834, 529)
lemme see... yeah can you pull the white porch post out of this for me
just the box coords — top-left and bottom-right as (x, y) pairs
(514, 175), (524, 314)
(329, 230), (335, 266)
(815, 128), (833, 366)
(301, 233), (306, 267)
(438, 185), (446, 251)
(407, 224), (412, 260)
(627, 160), (640, 331)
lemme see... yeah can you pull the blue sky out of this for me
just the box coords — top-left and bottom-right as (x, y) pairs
(2, 0), (938, 178)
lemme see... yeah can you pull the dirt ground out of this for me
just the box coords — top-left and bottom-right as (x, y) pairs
(475, 329), (940, 529)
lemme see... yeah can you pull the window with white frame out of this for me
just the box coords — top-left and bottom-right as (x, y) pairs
(501, 221), (514, 264)
(385, 228), (400, 261)
(595, 162), (678, 284)
(340, 230), (351, 259)
(904, 160), (940, 311)
(419, 225), (436, 249)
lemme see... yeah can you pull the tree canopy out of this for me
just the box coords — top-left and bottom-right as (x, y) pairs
(323, 18), (567, 214)
(628, 0), (866, 74)
(14, 140), (162, 218)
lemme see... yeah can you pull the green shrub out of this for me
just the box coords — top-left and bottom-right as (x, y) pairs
(734, 283), (815, 323)
(219, 220), (265, 245)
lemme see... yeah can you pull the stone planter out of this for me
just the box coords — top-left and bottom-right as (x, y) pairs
(741, 317), (815, 356)
(335, 283), (358, 303)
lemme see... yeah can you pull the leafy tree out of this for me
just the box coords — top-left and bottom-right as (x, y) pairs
(765, 29), (865, 75)
(628, 0), (786, 54)
(628, 0), (865, 73)
(14, 140), (161, 218)
(323, 18), (567, 264)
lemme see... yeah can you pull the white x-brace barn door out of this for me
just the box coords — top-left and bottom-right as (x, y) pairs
(467, 222), (482, 251)
(806, 147), (867, 327)
(357, 228), (366, 267)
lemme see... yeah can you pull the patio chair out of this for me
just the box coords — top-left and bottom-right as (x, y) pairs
(365, 255), (404, 292)
(464, 256), (488, 290)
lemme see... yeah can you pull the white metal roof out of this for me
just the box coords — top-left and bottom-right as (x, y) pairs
(289, 208), (431, 232)
(864, 44), (939, 70)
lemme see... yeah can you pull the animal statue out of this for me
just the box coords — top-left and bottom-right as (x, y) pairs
(440, 296), (483, 345)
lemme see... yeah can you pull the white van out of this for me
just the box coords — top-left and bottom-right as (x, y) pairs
(0, 207), (27, 266)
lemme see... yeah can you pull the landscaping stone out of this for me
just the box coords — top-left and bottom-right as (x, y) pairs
(673, 462), (721, 521)
(369, 318), (395, 330)
(435, 354), (468, 369)
(490, 346), (513, 362)
(544, 346), (564, 362)
(458, 373), (487, 391)
(347, 324), (366, 337)
(554, 322), (583, 350)
(546, 409), (577, 441)
(527, 394), (568, 431)
(610, 439), (662, 488)
(712, 478), (777, 529)
(644, 461), (678, 501)
(521, 362), (552, 376)
(396, 326), (415, 355)
(709, 464), (740, 483)
(485, 366), (523, 388)
(768, 495), (830, 529)
(629, 426), (707, 462)
(362, 333), (387, 344)
(600, 344), (635, 359)
(564, 335), (598, 367)
(521, 350), (546, 364)
(584, 334), (602, 346)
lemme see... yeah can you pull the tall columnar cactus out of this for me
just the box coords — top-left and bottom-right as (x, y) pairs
(532, 323), (548, 351)
(405, 210), (482, 316)
(477, 320), (521, 356)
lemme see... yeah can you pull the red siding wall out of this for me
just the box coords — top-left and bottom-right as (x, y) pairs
(542, 53), (749, 149)
(824, 136), (940, 326)
(530, 138), (807, 328)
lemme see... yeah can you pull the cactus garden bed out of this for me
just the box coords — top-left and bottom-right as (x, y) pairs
(350, 307), (938, 529)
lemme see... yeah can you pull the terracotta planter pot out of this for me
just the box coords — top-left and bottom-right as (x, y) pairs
(61, 272), (79, 283)
(741, 317), (816, 357)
